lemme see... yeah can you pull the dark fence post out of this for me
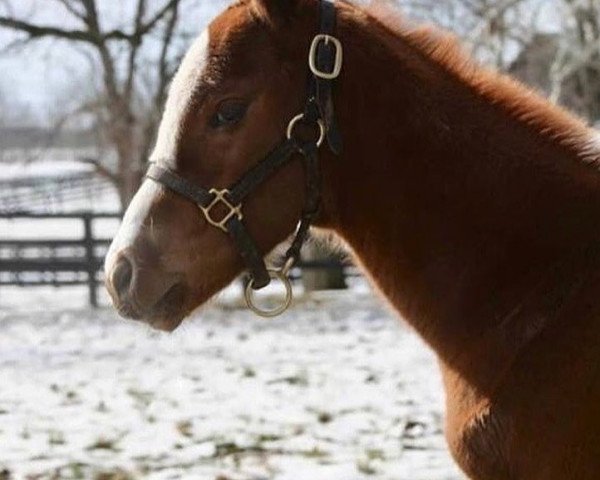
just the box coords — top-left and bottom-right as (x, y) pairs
(83, 214), (98, 308)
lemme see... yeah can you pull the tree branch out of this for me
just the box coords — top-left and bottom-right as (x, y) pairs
(139, 0), (180, 37)
(56, 0), (87, 21)
(75, 0), (121, 104)
(0, 0), (184, 46)
(79, 157), (120, 185)
(125, 0), (147, 100)
(0, 17), (94, 42)
(138, 0), (182, 163)
(154, 0), (181, 108)
(0, 16), (144, 44)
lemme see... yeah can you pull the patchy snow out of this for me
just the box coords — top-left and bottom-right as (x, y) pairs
(0, 159), (94, 181)
(0, 216), (120, 241)
(0, 292), (463, 480)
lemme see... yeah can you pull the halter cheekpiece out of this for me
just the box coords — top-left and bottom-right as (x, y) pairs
(146, 0), (343, 317)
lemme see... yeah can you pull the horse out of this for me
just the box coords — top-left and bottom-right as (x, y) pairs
(104, 0), (600, 478)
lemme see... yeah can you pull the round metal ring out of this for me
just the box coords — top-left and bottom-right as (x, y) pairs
(286, 113), (326, 148)
(245, 269), (293, 318)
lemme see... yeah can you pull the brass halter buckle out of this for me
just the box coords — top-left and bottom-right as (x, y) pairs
(309, 34), (343, 80)
(244, 258), (294, 318)
(199, 189), (243, 233)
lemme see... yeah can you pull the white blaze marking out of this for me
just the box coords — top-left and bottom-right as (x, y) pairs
(106, 30), (211, 274)
(105, 180), (163, 272)
(151, 29), (210, 163)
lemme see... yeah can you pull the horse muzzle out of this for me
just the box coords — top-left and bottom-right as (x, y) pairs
(105, 248), (186, 331)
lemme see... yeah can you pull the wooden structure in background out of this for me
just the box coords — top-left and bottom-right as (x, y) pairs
(0, 213), (354, 308)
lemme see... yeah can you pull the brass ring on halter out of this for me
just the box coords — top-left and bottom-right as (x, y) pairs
(245, 269), (293, 318)
(287, 113), (326, 148)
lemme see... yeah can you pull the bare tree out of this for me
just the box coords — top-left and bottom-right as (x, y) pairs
(0, 0), (209, 207)
(551, 0), (600, 121)
(397, 0), (544, 69)
(506, 0), (600, 123)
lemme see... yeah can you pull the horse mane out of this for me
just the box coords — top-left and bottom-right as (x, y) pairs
(229, 0), (598, 162)
(362, 1), (599, 161)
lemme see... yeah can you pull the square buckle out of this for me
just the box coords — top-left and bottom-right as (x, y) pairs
(309, 34), (343, 80)
(199, 189), (243, 233)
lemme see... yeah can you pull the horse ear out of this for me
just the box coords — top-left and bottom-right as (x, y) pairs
(252, 0), (300, 24)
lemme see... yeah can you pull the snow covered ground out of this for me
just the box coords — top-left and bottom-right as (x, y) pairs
(0, 290), (463, 480)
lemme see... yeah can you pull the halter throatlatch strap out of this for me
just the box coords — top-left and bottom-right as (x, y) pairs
(145, 0), (342, 316)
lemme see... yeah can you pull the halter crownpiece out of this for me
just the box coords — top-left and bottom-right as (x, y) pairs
(146, 0), (343, 317)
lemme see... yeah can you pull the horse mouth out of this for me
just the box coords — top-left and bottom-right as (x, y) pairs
(116, 282), (188, 332)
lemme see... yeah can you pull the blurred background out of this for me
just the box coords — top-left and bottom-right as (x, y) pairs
(0, 1), (599, 479)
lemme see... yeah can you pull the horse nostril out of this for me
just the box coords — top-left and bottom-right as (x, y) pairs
(111, 256), (134, 300)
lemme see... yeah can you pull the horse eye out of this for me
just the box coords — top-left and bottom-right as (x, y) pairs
(210, 101), (248, 128)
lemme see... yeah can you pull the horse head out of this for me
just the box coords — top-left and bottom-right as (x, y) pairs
(105, 0), (332, 330)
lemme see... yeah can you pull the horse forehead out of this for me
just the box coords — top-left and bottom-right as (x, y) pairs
(150, 29), (211, 163)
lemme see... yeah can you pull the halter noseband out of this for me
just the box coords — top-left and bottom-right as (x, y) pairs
(146, 0), (342, 317)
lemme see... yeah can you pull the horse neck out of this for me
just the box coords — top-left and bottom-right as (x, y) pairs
(321, 9), (600, 383)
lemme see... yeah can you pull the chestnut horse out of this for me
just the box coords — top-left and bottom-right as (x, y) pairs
(105, 0), (600, 478)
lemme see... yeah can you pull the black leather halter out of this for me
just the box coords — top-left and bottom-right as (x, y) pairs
(146, 0), (342, 315)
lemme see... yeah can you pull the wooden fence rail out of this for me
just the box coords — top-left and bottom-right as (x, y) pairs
(0, 212), (354, 308)
(0, 212), (120, 307)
